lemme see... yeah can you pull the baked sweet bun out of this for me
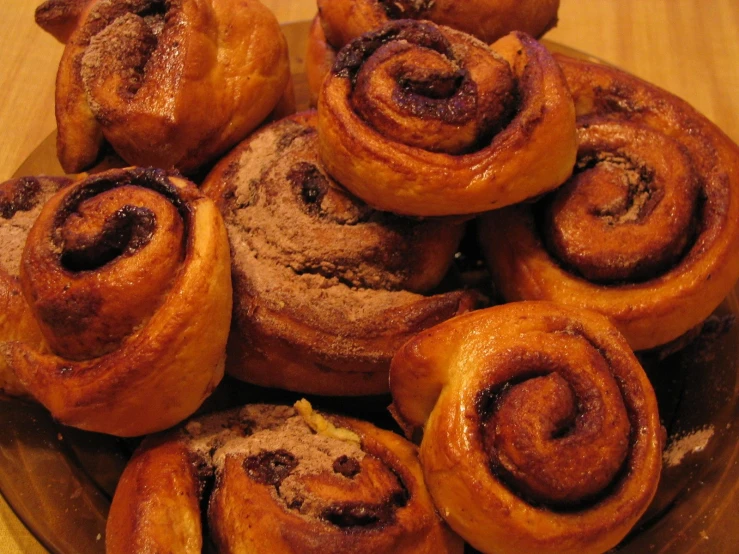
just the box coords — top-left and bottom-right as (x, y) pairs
(317, 21), (577, 216)
(3, 167), (232, 436)
(306, 15), (337, 107)
(51, 0), (290, 174)
(0, 175), (75, 396)
(201, 111), (478, 396)
(106, 401), (463, 554)
(390, 301), (663, 554)
(317, 0), (559, 49)
(307, 1), (560, 103)
(479, 54), (739, 350)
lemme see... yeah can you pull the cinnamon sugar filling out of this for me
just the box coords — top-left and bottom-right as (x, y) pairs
(0, 177), (71, 276)
(475, 326), (637, 510)
(78, 0), (169, 114)
(540, 119), (701, 283)
(184, 405), (409, 529)
(334, 20), (520, 154)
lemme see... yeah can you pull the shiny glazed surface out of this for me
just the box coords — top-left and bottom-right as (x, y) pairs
(0, 19), (737, 554)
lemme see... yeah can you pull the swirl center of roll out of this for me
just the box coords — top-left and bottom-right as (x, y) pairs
(337, 20), (517, 154)
(22, 170), (188, 360)
(478, 332), (632, 508)
(60, 204), (156, 271)
(542, 120), (700, 283)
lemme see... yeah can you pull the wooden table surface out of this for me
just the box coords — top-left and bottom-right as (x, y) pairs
(0, 0), (737, 551)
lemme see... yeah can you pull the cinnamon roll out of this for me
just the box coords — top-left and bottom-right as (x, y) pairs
(51, 0), (290, 174)
(4, 167), (232, 436)
(317, 21), (577, 216)
(317, 0), (560, 48)
(0, 175), (75, 396)
(479, 55), (739, 350)
(106, 401), (463, 554)
(390, 301), (663, 554)
(201, 111), (477, 396)
(309, 1), (560, 104)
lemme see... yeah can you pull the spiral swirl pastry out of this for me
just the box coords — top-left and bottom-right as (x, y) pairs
(107, 402), (463, 553)
(4, 167), (232, 436)
(0, 175), (75, 396)
(479, 55), (739, 350)
(390, 302), (663, 554)
(52, 0), (290, 174)
(316, 0), (559, 48)
(201, 111), (477, 396)
(317, 21), (577, 216)
(308, 0), (560, 104)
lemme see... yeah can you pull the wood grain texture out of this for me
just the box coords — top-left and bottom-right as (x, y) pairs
(0, 0), (736, 552)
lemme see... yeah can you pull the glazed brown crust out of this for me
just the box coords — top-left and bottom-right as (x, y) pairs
(317, 0), (560, 48)
(317, 0), (389, 49)
(5, 167), (232, 436)
(106, 404), (463, 554)
(105, 440), (203, 554)
(543, 120), (699, 283)
(202, 111), (476, 396)
(0, 175), (75, 396)
(479, 54), (739, 350)
(317, 21), (577, 216)
(55, 0), (290, 174)
(389, 302), (663, 554)
(35, 0), (94, 43)
(306, 15), (337, 107)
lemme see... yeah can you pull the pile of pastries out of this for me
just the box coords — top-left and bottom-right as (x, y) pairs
(2, 0), (739, 552)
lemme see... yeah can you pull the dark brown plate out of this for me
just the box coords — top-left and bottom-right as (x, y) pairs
(2, 20), (737, 554)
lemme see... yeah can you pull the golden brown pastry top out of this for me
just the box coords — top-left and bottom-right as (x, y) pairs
(202, 111), (477, 395)
(479, 54), (739, 350)
(106, 402), (463, 553)
(5, 167), (232, 436)
(306, 15), (337, 107)
(54, 0), (290, 174)
(317, 21), (577, 216)
(35, 0), (92, 43)
(0, 175), (75, 396)
(317, 0), (560, 47)
(390, 301), (663, 554)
